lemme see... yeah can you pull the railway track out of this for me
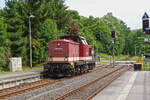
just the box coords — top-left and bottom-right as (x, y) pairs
(87, 66), (132, 100)
(0, 78), (65, 99)
(21, 65), (129, 100)
(56, 65), (133, 100)
(0, 64), (108, 99)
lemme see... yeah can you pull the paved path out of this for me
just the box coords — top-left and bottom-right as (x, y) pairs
(93, 71), (150, 100)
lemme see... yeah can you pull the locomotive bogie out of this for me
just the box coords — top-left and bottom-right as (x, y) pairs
(44, 61), (95, 78)
(44, 63), (72, 77)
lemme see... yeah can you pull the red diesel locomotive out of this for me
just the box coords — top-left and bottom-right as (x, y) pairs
(44, 34), (95, 77)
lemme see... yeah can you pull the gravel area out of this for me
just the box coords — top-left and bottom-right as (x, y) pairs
(64, 66), (130, 100)
(7, 65), (123, 100)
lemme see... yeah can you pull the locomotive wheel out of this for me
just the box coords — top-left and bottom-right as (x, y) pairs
(85, 64), (89, 72)
(80, 66), (84, 74)
(71, 69), (75, 76)
(75, 66), (80, 75)
(86, 65), (89, 72)
(68, 68), (75, 76)
(43, 71), (48, 78)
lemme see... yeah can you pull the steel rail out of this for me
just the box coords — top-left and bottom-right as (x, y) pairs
(0, 78), (50, 93)
(0, 78), (65, 99)
(0, 64), (107, 99)
(55, 66), (126, 100)
(0, 64), (106, 94)
(86, 65), (133, 100)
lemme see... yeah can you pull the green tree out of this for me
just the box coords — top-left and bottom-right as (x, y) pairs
(32, 19), (59, 64)
(41, 19), (58, 42)
(20, 0), (71, 65)
(0, 17), (10, 70)
(4, 0), (28, 64)
(2, 0), (71, 66)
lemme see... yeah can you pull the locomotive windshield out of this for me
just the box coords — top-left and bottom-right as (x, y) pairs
(72, 37), (82, 43)
(60, 35), (88, 44)
(72, 37), (88, 44)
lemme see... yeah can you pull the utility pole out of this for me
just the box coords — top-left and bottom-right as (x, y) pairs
(29, 15), (35, 68)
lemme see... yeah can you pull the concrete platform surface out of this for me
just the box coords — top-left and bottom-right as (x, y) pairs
(0, 69), (42, 80)
(93, 71), (150, 100)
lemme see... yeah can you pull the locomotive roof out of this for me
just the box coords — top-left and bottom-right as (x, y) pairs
(60, 34), (85, 39)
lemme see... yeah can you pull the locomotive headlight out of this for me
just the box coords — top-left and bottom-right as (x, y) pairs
(57, 42), (60, 47)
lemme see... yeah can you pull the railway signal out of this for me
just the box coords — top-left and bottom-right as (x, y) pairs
(142, 12), (149, 32)
(145, 28), (150, 34)
(111, 31), (116, 38)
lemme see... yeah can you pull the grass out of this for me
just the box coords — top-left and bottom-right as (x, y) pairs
(0, 71), (12, 74)
(128, 56), (138, 61)
(114, 55), (129, 61)
(98, 53), (110, 60)
(0, 65), (43, 75)
(98, 53), (138, 65)
(144, 64), (150, 71)
(114, 55), (138, 61)
(99, 53), (137, 61)
(22, 66), (43, 71)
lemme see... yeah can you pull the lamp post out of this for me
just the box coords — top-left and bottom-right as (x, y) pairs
(134, 41), (136, 56)
(29, 15), (35, 68)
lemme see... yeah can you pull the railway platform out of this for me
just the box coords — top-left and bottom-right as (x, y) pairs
(0, 69), (43, 89)
(0, 69), (42, 80)
(93, 71), (150, 100)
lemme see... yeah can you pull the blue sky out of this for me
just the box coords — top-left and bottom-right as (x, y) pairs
(1, 0), (150, 30)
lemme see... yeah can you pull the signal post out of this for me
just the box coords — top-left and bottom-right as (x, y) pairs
(142, 12), (150, 71)
(111, 31), (116, 67)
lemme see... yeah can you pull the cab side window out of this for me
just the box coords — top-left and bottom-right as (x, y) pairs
(81, 39), (88, 45)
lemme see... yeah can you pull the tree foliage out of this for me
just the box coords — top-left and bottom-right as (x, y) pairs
(1, 0), (71, 66)
(0, 17), (10, 70)
(0, 1), (149, 69)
